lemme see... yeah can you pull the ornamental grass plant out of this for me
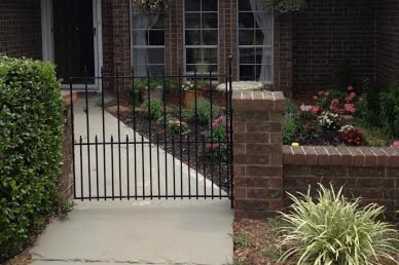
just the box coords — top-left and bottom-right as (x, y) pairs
(279, 184), (399, 265)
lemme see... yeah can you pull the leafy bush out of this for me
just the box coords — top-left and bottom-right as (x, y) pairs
(283, 100), (301, 145)
(209, 116), (225, 141)
(355, 81), (381, 128)
(167, 118), (190, 135)
(338, 125), (364, 146)
(144, 99), (162, 121)
(279, 184), (399, 265)
(192, 98), (219, 126)
(0, 57), (63, 262)
(380, 85), (399, 138)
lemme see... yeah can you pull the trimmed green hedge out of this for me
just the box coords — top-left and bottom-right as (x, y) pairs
(0, 57), (63, 262)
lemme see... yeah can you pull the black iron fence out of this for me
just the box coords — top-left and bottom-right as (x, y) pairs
(68, 66), (234, 202)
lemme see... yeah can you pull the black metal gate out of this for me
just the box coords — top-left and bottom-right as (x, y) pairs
(68, 66), (233, 202)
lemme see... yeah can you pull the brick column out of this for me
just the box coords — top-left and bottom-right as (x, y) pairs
(233, 90), (285, 219)
(112, 0), (131, 75)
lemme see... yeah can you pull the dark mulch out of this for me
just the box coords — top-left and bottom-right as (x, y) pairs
(107, 104), (231, 192)
(233, 219), (287, 265)
(3, 252), (31, 265)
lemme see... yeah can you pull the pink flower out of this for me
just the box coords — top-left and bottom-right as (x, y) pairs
(391, 141), (399, 148)
(310, 106), (321, 114)
(345, 92), (357, 103)
(330, 99), (343, 113)
(318, 91), (325, 96)
(313, 95), (319, 100)
(207, 143), (220, 150)
(347, 86), (355, 92)
(344, 103), (356, 114)
(212, 116), (225, 129)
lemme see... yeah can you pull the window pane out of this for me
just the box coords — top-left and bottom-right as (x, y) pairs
(152, 15), (166, 29)
(239, 30), (254, 45)
(240, 65), (255, 80)
(240, 48), (255, 64)
(185, 0), (200, 11)
(255, 30), (264, 45)
(203, 0), (217, 11)
(148, 65), (164, 76)
(203, 13), (218, 28)
(203, 48), (217, 64)
(203, 30), (218, 45)
(148, 48), (164, 64)
(186, 48), (202, 64)
(239, 13), (254, 28)
(185, 13), (201, 28)
(238, 0), (251, 11)
(132, 30), (147, 45)
(185, 30), (201, 45)
(148, 30), (164, 45)
(256, 48), (272, 65)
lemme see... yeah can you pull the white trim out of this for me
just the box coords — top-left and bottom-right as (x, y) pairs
(40, 0), (103, 91)
(41, 0), (54, 62)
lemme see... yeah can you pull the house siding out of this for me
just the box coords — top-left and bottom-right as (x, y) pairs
(376, 0), (399, 87)
(291, 0), (376, 92)
(0, 0), (42, 59)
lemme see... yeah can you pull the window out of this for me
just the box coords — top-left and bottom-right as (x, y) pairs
(184, 0), (218, 75)
(131, 7), (166, 76)
(238, 0), (273, 82)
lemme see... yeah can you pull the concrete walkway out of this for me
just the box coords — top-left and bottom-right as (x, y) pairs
(30, 95), (233, 265)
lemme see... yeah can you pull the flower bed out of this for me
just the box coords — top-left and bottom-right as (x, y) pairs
(284, 84), (399, 147)
(107, 82), (231, 190)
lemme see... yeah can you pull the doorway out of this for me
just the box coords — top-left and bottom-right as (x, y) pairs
(41, 0), (103, 89)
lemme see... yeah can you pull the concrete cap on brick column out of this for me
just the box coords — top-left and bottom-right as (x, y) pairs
(233, 90), (285, 112)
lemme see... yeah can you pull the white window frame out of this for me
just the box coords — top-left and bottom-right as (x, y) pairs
(129, 4), (166, 76)
(183, 0), (219, 76)
(236, 0), (274, 84)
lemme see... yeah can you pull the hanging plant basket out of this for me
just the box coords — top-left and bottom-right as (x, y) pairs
(133, 0), (168, 13)
(264, 0), (307, 13)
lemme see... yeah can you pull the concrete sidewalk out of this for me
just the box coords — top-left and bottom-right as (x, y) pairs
(30, 200), (233, 265)
(29, 95), (233, 265)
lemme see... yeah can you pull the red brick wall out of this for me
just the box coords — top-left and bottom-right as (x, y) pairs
(274, 14), (294, 95)
(0, 0), (42, 59)
(233, 91), (285, 219)
(102, 0), (114, 74)
(283, 146), (399, 221)
(376, 0), (399, 86)
(165, 0), (184, 76)
(291, 0), (376, 92)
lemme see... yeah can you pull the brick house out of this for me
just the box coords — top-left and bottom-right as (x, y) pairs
(1, 0), (398, 95)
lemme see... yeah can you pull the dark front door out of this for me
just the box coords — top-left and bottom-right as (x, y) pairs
(54, 0), (95, 83)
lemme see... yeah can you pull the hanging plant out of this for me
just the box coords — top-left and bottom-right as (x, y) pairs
(264, 0), (307, 13)
(132, 0), (167, 12)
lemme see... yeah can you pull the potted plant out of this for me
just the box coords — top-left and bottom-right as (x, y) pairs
(132, 0), (168, 13)
(182, 81), (197, 108)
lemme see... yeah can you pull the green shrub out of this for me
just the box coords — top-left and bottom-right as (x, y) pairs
(144, 99), (162, 121)
(279, 184), (399, 265)
(0, 56), (63, 262)
(193, 98), (219, 126)
(283, 100), (301, 144)
(380, 85), (399, 138)
(355, 81), (381, 128)
(210, 125), (226, 142)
